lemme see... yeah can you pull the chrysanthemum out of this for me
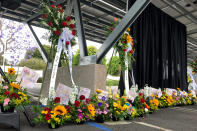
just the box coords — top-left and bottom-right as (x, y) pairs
(87, 104), (95, 117)
(8, 68), (16, 75)
(53, 105), (67, 116)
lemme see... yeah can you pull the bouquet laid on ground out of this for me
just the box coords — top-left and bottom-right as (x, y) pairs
(0, 67), (30, 112)
(34, 85), (197, 128)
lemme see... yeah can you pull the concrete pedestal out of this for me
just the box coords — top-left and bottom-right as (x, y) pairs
(40, 64), (107, 98)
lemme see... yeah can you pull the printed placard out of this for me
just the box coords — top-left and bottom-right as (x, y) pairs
(56, 83), (73, 105)
(78, 87), (91, 99)
(16, 66), (39, 88)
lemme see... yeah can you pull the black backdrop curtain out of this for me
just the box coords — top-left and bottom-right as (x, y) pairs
(119, 3), (187, 95)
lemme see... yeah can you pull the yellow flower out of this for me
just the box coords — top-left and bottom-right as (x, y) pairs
(121, 96), (127, 101)
(64, 115), (71, 119)
(54, 105), (67, 116)
(127, 28), (130, 32)
(116, 111), (120, 115)
(47, 120), (51, 123)
(126, 35), (133, 43)
(87, 104), (95, 117)
(8, 68), (16, 75)
(114, 94), (120, 99)
(177, 88), (181, 91)
(188, 94), (192, 97)
(18, 92), (22, 94)
(113, 102), (118, 108)
(96, 89), (102, 94)
(54, 117), (60, 122)
(50, 111), (54, 114)
(41, 110), (48, 115)
(10, 83), (20, 90)
(15, 99), (22, 105)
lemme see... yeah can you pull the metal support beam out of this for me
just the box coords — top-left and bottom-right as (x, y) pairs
(74, 0), (88, 57)
(162, 0), (197, 24)
(96, 0), (151, 63)
(27, 24), (48, 63)
(188, 29), (197, 35)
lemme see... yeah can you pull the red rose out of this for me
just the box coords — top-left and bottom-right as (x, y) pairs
(129, 50), (133, 54)
(44, 107), (51, 112)
(72, 30), (76, 36)
(65, 41), (70, 45)
(165, 96), (168, 99)
(51, 5), (55, 8)
(123, 49), (127, 52)
(79, 95), (85, 100)
(85, 98), (91, 103)
(139, 92), (143, 96)
(122, 41), (125, 44)
(59, 9), (64, 13)
(42, 14), (47, 19)
(66, 16), (71, 21)
(54, 97), (60, 103)
(110, 27), (114, 31)
(14, 94), (19, 99)
(55, 30), (61, 36)
(141, 98), (145, 103)
(75, 100), (80, 107)
(62, 21), (67, 27)
(45, 113), (51, 120)
(48, 22), (53, 27)
(65, 105), (70, 112)
(57, 5), (62, 8)
(10, 93), (16, 99)
(70, 24), (75, 29)
(5, 91), (9, 96)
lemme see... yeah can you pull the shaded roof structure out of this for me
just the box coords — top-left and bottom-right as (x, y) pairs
(0, 0), (196, 63)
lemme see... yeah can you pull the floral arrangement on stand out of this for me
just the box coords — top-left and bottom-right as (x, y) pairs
(41, 1), (76, 60)
(34, 85), (197, 129)
(106, 18), (135, 70)
(0, 67), (30, 112)
(190, 58), (197, 73)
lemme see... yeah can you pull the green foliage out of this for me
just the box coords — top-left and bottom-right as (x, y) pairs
(106, 79), (119, 86)
(37, 77), (43, 83)
(19, 58), (46, 70)
(107, 56), (121, 76)
(73, 46), (106, 66)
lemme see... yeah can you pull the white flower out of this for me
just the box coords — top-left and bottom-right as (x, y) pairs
(145, 108), (149, 112)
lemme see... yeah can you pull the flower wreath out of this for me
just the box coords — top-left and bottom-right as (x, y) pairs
(106, 18), (136, 70)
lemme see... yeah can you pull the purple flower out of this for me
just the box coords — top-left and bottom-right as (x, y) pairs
(102, 96), (106, 101)
(78, 113), (83, 119)
(98, 102), (102, 107)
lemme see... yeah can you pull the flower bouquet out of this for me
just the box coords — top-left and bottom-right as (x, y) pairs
(0, 67), (30, 112)
(133, 92), (149, 117)
(146, 95), (159, 113)
(33, 97), (71, 128)
(69, 95), (94, 124)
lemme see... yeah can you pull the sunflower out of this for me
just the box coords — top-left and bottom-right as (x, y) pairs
(10, 83), (20, 89)
(53, 105), (67, 116)
(8, 68), (16, 75)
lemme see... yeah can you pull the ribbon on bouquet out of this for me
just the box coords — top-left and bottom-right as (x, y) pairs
(49, 27), (75, 99)
(124, 36), (136, 95)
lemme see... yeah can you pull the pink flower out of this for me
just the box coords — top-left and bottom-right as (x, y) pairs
(77, 109), (82, 113)
(78, 113), (83, 119)
(103, 111), (107, 114)
(3, 98), (10, 106)
(3, 86), (8, 90)
(105, 103), (109, 107)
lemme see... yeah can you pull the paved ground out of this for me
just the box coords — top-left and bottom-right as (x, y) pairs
(1, 105), (197, 131)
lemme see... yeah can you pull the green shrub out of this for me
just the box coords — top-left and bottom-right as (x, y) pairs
(19, 58), (46, 70)
(107, 56), (121, 76)
(106, 79), (119, 86)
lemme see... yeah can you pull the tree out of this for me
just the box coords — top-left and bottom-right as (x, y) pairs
(19, 58), (46, 70)
(25, 45), (51, 59)
(0, 18), (35, 65)
(107, 56), (121, 76)
(73, 46), (106, 65)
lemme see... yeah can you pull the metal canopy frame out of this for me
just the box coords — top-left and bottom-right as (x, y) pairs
(0, 0), (196, 63)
